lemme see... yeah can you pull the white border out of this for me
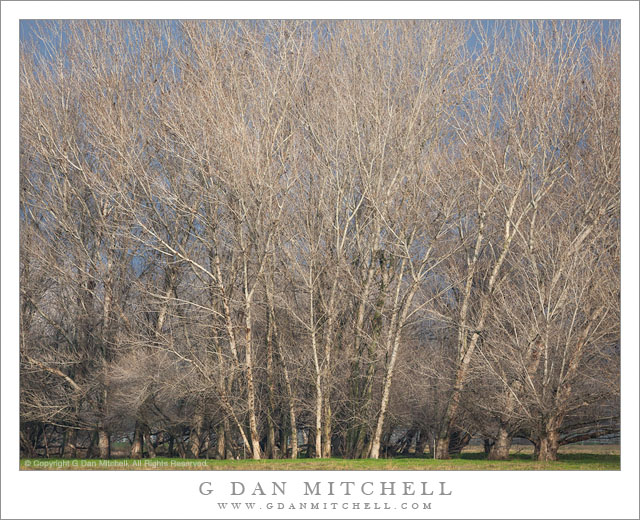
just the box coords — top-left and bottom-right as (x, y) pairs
(2, 2), (638, 519)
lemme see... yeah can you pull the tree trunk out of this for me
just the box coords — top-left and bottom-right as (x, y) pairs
(289, 412), (298, 459)
(98, 428), (110, 459)
(244, 297), (262, 460)
(435, 436), (450, 459)
(314, 372), (323, 458)
(435, 337), (478, 459)
(487, 426), (512, 460)
(200, 429), (211, 458)
(42, 424), (51, 458)
(62, 427), (77, 459)
(143, 427), (156, 458)
(308, 269), (323, 459)
(320, 273), (339, 460)
(346, 234), (381, 459)
(321, 400), (332, 458)
(267, 285), (297, 459)
(130, 422), (143, 459)
(216, 421), (227, 460)
(537, 430), (560, 461)
(175, 434), (187, 458)
(306, 427), (315, 458)
(369, 276), (415, 459)
(438, 192), (521, 459)
(351, 428), (368, 459)
(20, 428), (37, 458)
(370, 242), (430, 459)
(168, 434), (175, 458)
(190, 405), (205, 458)
(483, 438), (494, 456)
(265, 306), (277, 459)
(86, 431), (97, 458)
(265, 421), (276, 459)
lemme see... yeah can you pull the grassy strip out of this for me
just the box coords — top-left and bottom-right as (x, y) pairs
(20, 453), (620, 471)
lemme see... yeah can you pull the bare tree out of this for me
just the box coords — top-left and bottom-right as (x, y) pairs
(20, 20), (619, 461)
(432, 21), (619, 458)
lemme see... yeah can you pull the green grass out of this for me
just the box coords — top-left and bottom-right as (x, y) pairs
(20, 451), (620, 471)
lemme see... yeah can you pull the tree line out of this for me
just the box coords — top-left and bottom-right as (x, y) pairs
(19, 20), (620, 462)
